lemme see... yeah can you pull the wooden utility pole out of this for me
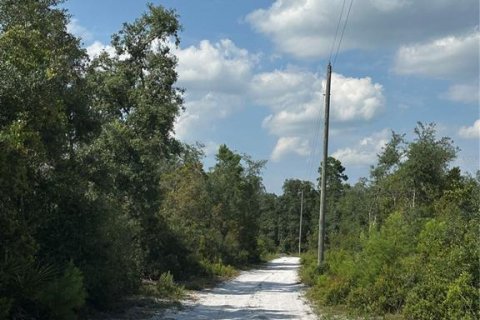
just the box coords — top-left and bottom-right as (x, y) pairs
(318, 62), (332, 266)
(298, 189), (304, 256)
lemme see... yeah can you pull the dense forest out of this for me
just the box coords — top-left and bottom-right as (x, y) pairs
(0, 1), (266, 318)
(0, 1), (478, 319)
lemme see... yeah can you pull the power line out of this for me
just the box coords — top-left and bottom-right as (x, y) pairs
(329, 0), (347, 62)
(318, 1), (354, 265)
(304, 0), (355, 188)
(333, 0), (354, 66)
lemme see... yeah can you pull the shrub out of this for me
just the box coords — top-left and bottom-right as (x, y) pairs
(3, 261), (86, 319)
(444, 272), (478, 320)
(155, 272), (184, 300)
(0, 297), (12, 320)
(323, 276), (352, 305)
(37, 262), (86, 319)
(200, 259), (236, 278)
(299, 251), (322, 286)
(403, 215), (479, 319)
(403, 277), (447, 319)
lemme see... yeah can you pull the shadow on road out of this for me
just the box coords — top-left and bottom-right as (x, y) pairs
(164, 304), (297, 320)
(266, 261), (299, 271)
(212, 280), (303, 296)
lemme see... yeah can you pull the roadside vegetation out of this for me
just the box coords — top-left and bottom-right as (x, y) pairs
(299, 125), (479, 319)
(0, 1), (265, 318)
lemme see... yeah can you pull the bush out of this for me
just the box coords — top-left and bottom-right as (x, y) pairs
(444, 272), (479, 320)
(200, 259), (236, 278)
(0, 297), (12, 320)
(299, 251), (322, 286)
(346, 286), (372, 313)
(403, 277), (447, 319)
(347, 272), (405, 314)
(3, 261), (86, 319)
(323, 276), (352, 305)
(257, 235), (277, 258)
(155, 272), (184, 300)
(403, 217), (479, 319)
(37, 262), (86, 319)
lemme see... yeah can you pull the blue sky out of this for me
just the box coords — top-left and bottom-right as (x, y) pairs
(64, 0), (479, 194)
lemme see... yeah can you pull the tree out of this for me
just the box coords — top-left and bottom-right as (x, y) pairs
(159, 153), (217, 277)
(85, 3), (184, 279)
(317, 157), (348, 242)
(0, 0), (93, 316)
(401, 122), (457, 209)
(300, 123), (477, 318)
(257, 193), (279, 254)
(0, 1), (185, 314)
(273, 179), (316, 253)
(208, 145), (265, 264)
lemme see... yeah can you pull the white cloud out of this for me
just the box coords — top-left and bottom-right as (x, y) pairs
(174, 39), (257, 94)
(332, 129), (390, 166)
(250, 69), (317, 110)
(459, 119), (480, 139)
(174, 92), (243, 140)
(86, 41), (115, 59)
(393, 31), (480, 80)
(67, 18), (92, 42)
(255, 69), (384, 161)
(170, 39), (385, 162)
(172, 39), (259, 140)
(246, 0), (478, 59)
(203, 141), (220, 157)
(259, 70), (385, 138)
(81, 36), (386, 166)
(330, 73), (385, 121)
(271, 137), (310, 161)
(445, 83), (480, 104)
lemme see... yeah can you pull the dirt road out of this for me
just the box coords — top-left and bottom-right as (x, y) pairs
(158, 256), (316, 320)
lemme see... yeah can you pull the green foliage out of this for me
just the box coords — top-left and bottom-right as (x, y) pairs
(403, 214), (479, 319)
(444, 272), (479, 320)
(199, 259), (237, 278)
(206, 144), (265, 265)
(36, 262), (86, 319)
(267, 179), (317, 253)
(85, 2), (185, 283)
(1, 1), (270, 315)
(0, 297), (12, 320)
(1, 1), (476, 318)
(299, 252), (322, 287)
(300, 124), (479, 318)
(1, 0), (189, 315)
(155, 272), (184, 300)
(0, 261), (86, 319)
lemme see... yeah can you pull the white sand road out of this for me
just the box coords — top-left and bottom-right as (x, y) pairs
(155, 256), (317, 320)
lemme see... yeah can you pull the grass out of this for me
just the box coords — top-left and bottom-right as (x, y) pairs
(260, 251), (281, 262)
(181, 259), (238, 290)
(309, 303), (404, 320)
(140, 272), (185, 300)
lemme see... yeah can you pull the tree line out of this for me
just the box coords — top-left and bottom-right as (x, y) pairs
(0, 1), (267, 318)
(294, 124), (479, 319)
